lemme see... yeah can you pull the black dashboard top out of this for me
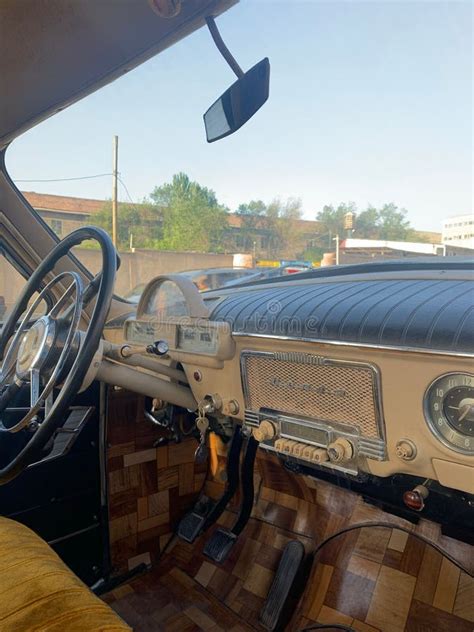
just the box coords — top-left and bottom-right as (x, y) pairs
(210, 275), (474, 354)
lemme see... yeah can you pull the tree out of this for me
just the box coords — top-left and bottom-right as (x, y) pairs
(376, 203), (413, 240)
(354, 205), (380, 239)
(316, 202), (357, 246)
(316, 201), (414, 243)
(150, 173), (228, 252)
(235, 200), (267, 251)
(94, 200), (161, 249)
(264, 197), (303, 257)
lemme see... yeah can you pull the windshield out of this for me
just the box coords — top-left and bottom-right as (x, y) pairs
(6, 2), (472, 304)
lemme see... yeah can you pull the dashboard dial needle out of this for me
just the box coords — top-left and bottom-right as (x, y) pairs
(458, 405), (472, 422)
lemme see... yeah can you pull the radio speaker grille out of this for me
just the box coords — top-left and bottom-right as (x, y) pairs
(241, 351), (382, 439)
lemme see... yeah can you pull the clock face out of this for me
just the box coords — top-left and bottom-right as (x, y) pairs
(424, 373), (474, 455)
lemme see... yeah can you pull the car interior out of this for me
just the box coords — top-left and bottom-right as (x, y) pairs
(0, 1), (473, 631)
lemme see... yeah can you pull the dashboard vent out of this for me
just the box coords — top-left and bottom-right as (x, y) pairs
(241, 351), (384, 440)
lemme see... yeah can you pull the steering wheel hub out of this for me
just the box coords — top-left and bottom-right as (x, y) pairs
(16, 316), (54, 376)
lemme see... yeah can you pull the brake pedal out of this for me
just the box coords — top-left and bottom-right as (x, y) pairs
(177, 425), (243, 543)
(202, 527), (237, 563)
(203, 435), (258, 562)
(260, 540), (305, 631)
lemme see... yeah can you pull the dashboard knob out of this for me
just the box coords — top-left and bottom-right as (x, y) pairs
(327, 438), (354, 463)
(395, 439), (417, 461)
(403, 484), (429, 511)
(252, 420), (276, 443)
(146, 340), (169, 356)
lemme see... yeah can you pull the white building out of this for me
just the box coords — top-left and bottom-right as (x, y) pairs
(442, 214), (474, 249)
(341, 238), (446, 255)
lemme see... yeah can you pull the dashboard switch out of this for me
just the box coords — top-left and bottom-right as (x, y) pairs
(312, 448), (329, 464)
(292, 443), (307, 458)
(302, 445), (317, 461)
(281, 440), (299, 454)
(395, 439), (417, 461)
(253, 420), (276, 443)
(327, 438), (354, 463)
(403, 484), (429, 512)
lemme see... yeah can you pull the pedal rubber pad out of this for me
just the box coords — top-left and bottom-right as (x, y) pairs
(260, 540), (305, 630)
(203, 528), (238, 563)
(177, 511), (207, 543)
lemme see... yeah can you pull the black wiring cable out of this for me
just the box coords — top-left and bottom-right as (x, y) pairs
(220, 509), (473, 577)
(294, 520), (473, 630)
(308, 520), (473, 577)
(116, 175), (135, 204)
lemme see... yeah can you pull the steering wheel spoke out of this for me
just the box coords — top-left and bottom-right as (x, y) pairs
(29, 368), (41, 408)
(47, 280), (78, 320)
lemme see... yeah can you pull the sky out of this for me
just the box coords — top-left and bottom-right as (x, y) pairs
(6, 0), (473, 233)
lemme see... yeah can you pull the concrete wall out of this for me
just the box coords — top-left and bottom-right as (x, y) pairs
(0, 249), (236, 310)
(74, 248), (236, 296)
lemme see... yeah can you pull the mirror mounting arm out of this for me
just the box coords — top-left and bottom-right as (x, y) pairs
(206, 16), (244, 79)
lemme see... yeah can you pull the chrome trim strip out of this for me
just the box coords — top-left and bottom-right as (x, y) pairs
(47, 523), (98, 546)
(232, 332), (474, 359)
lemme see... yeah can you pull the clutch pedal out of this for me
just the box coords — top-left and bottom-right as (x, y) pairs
(177, 425), (243, 543)
(177, 509), (209, 543)
(203, 435), (258, 562)
(260, 540), (305, 631)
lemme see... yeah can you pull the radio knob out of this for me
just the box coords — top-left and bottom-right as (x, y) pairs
(327, 438), (354, 463)
(252, 420), (276, 443)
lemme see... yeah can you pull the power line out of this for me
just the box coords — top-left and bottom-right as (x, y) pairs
(117, 175), (135, 205)
(14, 172), (113, 183)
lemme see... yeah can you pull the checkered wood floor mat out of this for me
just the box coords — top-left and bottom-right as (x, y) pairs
(103, 456), (473, 631)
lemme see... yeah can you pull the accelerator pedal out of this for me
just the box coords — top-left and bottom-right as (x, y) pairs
(177, 425), (243, 543)
(260, 540), (305, 631)
(203, 435), (258, 562)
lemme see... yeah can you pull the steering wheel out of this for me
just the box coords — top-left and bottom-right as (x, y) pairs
(0, 227), (116, 484)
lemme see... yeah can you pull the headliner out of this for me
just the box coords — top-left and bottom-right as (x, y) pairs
(0, 0), (236, 148)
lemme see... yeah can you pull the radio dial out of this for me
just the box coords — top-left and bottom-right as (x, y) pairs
(252, 420), (276, 443)
(327, 438), (354, 463)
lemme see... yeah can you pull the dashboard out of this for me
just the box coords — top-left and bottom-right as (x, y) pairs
(114, 267), (474, 497)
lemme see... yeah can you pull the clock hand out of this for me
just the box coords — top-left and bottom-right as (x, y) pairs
(458, 404), (472, 422)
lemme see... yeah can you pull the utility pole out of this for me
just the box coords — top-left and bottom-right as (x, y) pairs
(333, 234), (340, 265)
(112, 135), (118, 248)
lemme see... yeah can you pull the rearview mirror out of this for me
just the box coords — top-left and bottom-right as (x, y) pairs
(204, 58), (270, 143)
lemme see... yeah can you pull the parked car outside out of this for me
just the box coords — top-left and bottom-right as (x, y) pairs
(124, 265), (309, 303)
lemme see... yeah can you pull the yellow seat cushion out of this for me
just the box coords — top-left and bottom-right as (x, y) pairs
(0, 516), (130, 631)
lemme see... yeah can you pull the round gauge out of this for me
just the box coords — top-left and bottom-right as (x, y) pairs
(424, 373), (474, 455)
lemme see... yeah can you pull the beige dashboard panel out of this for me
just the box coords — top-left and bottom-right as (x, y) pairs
(432, 459), (474, 494)
(180, 334), (474, 492)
